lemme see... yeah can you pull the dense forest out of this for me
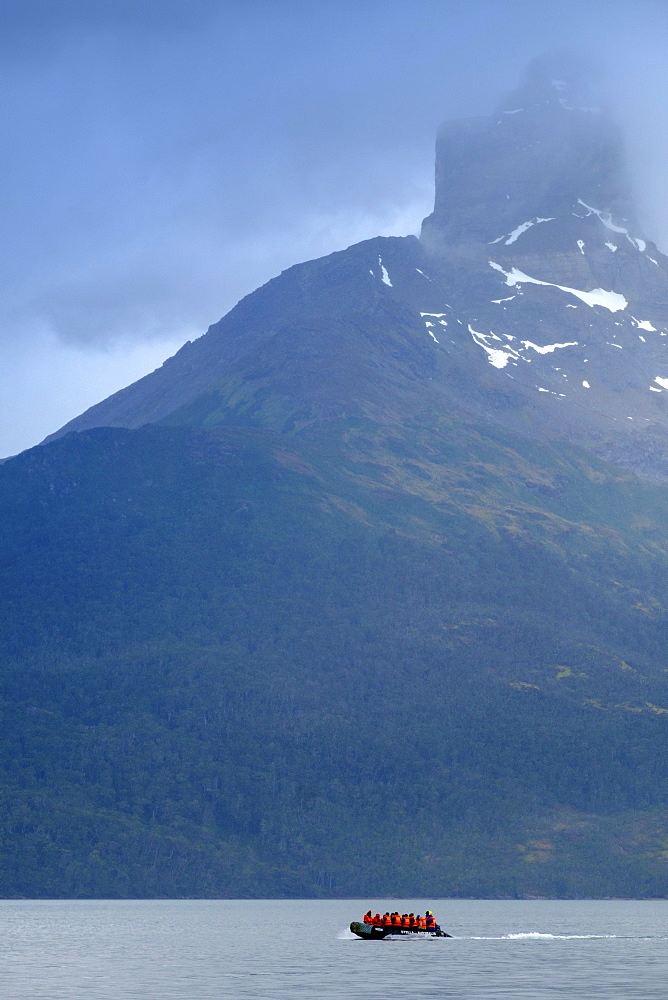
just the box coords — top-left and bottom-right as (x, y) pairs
(1, 418), (667, 898)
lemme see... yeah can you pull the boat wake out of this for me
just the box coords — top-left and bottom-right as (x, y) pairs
(341, 929), (668, 942)
(469, 932), (619, 940)
(458, 932), (667, 941)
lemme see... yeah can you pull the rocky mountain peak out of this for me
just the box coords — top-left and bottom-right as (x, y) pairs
(421, 53), (634, 253)
(496, 50), (605, 115)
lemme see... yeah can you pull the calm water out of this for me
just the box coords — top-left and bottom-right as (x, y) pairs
(0, 899), (666, 999)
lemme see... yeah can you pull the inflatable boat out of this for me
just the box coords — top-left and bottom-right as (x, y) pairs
(350, 921), (451, 939)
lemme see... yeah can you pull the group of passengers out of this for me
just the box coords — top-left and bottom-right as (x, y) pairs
(363, 909), (438, 930)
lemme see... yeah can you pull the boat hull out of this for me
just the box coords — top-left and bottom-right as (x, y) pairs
(350, 921), (451, 939)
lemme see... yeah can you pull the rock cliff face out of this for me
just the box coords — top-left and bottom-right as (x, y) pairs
(416, 54), (668, 471)
(45, 55), (668, 476)
(422, 52), (632, 250)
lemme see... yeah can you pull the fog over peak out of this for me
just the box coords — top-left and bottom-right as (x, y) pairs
(497, 50), (606, 111)
(420, 50), (635, 256)
(2, 0), (668, 456)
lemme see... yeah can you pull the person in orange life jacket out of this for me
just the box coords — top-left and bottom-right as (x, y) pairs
(417, 914), (426, 928)
(425, 911), (436, 929)
(363, 910), (373, 924)
(408, 913), (415, 928)
(382, 912), (391, 926)
(391, 912), (401, 926)
(401, 914), (410, 927)
(372, 913), (382, 926)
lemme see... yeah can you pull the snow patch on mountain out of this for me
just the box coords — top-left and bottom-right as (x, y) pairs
(489, 217), (555, 246)
(536, 385), (567, 397)
(488, 261), (627, 312)
(419, 312), (448, 344)
(559, 100), (600, 113)
(468, 324), (518, 369)
(577, 200), (646, 251)
(379, 257), (392, 286)
(521, 340), (578, 355)
(632, 318), (657, 332)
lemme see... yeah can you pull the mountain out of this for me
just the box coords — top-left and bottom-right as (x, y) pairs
(2, 54), (668, 899)
(47, 54), (668, 478)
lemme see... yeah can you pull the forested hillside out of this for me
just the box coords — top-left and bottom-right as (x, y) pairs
(2, 420), (667, 898)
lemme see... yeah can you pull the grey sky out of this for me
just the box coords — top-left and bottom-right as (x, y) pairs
(2, 0), (668, 455)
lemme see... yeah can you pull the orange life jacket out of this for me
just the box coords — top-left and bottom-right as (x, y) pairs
(383, 914), (391, 926)
(419, 917), (427, 928)
(391, 913), (401, 926)
(401, 915), (409, 927)
(372, 914), (382, 926)
(426, 915), (435, 928)
(363, 912), (373, 924)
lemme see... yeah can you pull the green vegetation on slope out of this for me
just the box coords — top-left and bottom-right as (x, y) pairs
(1, 420), (667, 897)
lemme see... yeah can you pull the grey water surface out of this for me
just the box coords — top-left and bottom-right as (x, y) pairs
(1, 898), (666, 999)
